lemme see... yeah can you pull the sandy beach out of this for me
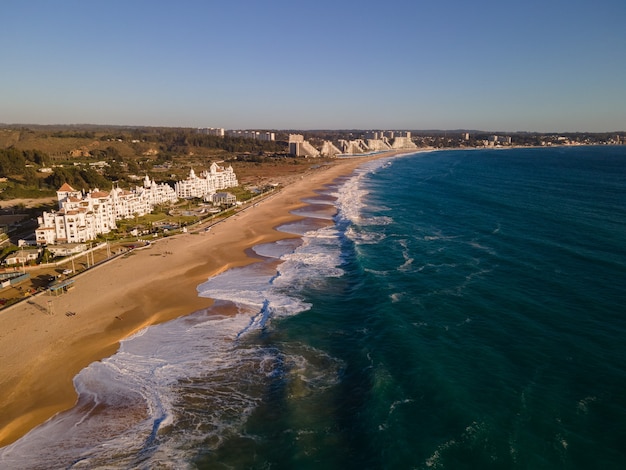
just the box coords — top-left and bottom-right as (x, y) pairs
(0, 153), (404, 448)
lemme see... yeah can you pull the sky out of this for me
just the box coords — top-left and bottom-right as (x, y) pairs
(1, 0), (625, 132)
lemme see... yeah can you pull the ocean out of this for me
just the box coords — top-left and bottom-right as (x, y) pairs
(1, 146), (625, 469)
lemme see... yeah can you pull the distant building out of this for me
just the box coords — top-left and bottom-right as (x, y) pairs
(338, 139), (368, 154)
(288, 134), (304, 156)
(175, 162), (238, 199)
(489, 135), (512, 145)
(391, 134), (417, 149)
(288, 134), (320, 157)
(364, 130), (409, 140)
(366, 139), (392, 151)
(197, 127), (225, 137)
(226, 130), (275, 141)
(320, 141), (342, 157)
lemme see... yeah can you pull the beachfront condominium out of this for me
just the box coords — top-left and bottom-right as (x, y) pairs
(174, 162), (238, 200)
(35, 176), (178, 245)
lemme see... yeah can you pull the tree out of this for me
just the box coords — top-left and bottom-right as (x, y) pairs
(22, 167), (38, 187)
(126, 159), (140, 174)
(104, 161), (125, 181)
(45, 168), (73, 188)
(0, 148), (26, 175)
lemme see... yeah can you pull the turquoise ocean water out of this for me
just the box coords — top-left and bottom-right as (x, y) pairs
(1, 146), (625, 469)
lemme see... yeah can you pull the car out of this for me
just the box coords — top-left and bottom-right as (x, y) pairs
(62, 269), (73, 275)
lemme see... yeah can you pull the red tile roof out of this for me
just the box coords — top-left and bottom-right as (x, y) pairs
(58, 183), (77, 192)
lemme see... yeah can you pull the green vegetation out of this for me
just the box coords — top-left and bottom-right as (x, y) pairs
(0, 186), (56, 200)
(229, 186), (255, 202)
(51, 131), (96, 139)
(0, 148), (47, 175)
(0, 245), (19, 264)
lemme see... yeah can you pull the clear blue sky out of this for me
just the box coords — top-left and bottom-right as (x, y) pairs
(2, 0), (625, 132)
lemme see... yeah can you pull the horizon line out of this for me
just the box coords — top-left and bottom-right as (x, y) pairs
(1, 122), (624, 135)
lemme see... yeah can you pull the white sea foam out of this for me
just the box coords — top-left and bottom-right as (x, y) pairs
(423, 233), (462, 242)
(398, 239), (414, 271)
(345, 226), (387, 244)
(365, 215), (393, 226)
(468, 240), (498, 256)
(333, 162), (384, 225)
(273, 227), (344, 295)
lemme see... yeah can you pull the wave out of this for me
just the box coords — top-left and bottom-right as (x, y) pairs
(333, 157), (391, 226)
(345, 225), (387, 245)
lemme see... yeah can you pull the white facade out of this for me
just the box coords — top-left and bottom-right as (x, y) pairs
(226, 130), (275, 141)
(36, 177), (178, 245)
(175, 162), (238, 199)
(211, 192), (237, 206)
(197, 127), (225, 137)
(489, 135), (512, 145)
(288, 134), (320, 157)
(5, 248), (41, 265)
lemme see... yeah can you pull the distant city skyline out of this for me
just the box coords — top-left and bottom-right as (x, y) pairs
(2, 0), (625, 133)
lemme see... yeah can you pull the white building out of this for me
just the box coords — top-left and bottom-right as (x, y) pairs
(4, 248), (41, 266)
(488, 135), (512, 145)
(211, 192), (237, 206)
(197, 127), (225, 137)
(175, 162), (238, 199)
(226, 130), (275, 141)
(36, 177), (178, 245)
(288, 134), (320, 157)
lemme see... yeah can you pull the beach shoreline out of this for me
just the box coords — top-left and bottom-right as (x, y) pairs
(0, 150), (416, 448)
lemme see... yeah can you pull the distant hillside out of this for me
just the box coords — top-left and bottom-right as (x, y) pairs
(0, 128), (151, 160)
(0, 127), (279, 161)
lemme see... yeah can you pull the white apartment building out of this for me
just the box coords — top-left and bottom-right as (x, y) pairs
(36, 176), (178, 245)
(226, 130), (275, 141)
(197, 127), (225, 137)
(488, 135), (512, 145)
(175, 162), (238, 199)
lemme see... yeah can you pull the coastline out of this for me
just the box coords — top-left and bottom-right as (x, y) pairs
(0, 150), (414, 448)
